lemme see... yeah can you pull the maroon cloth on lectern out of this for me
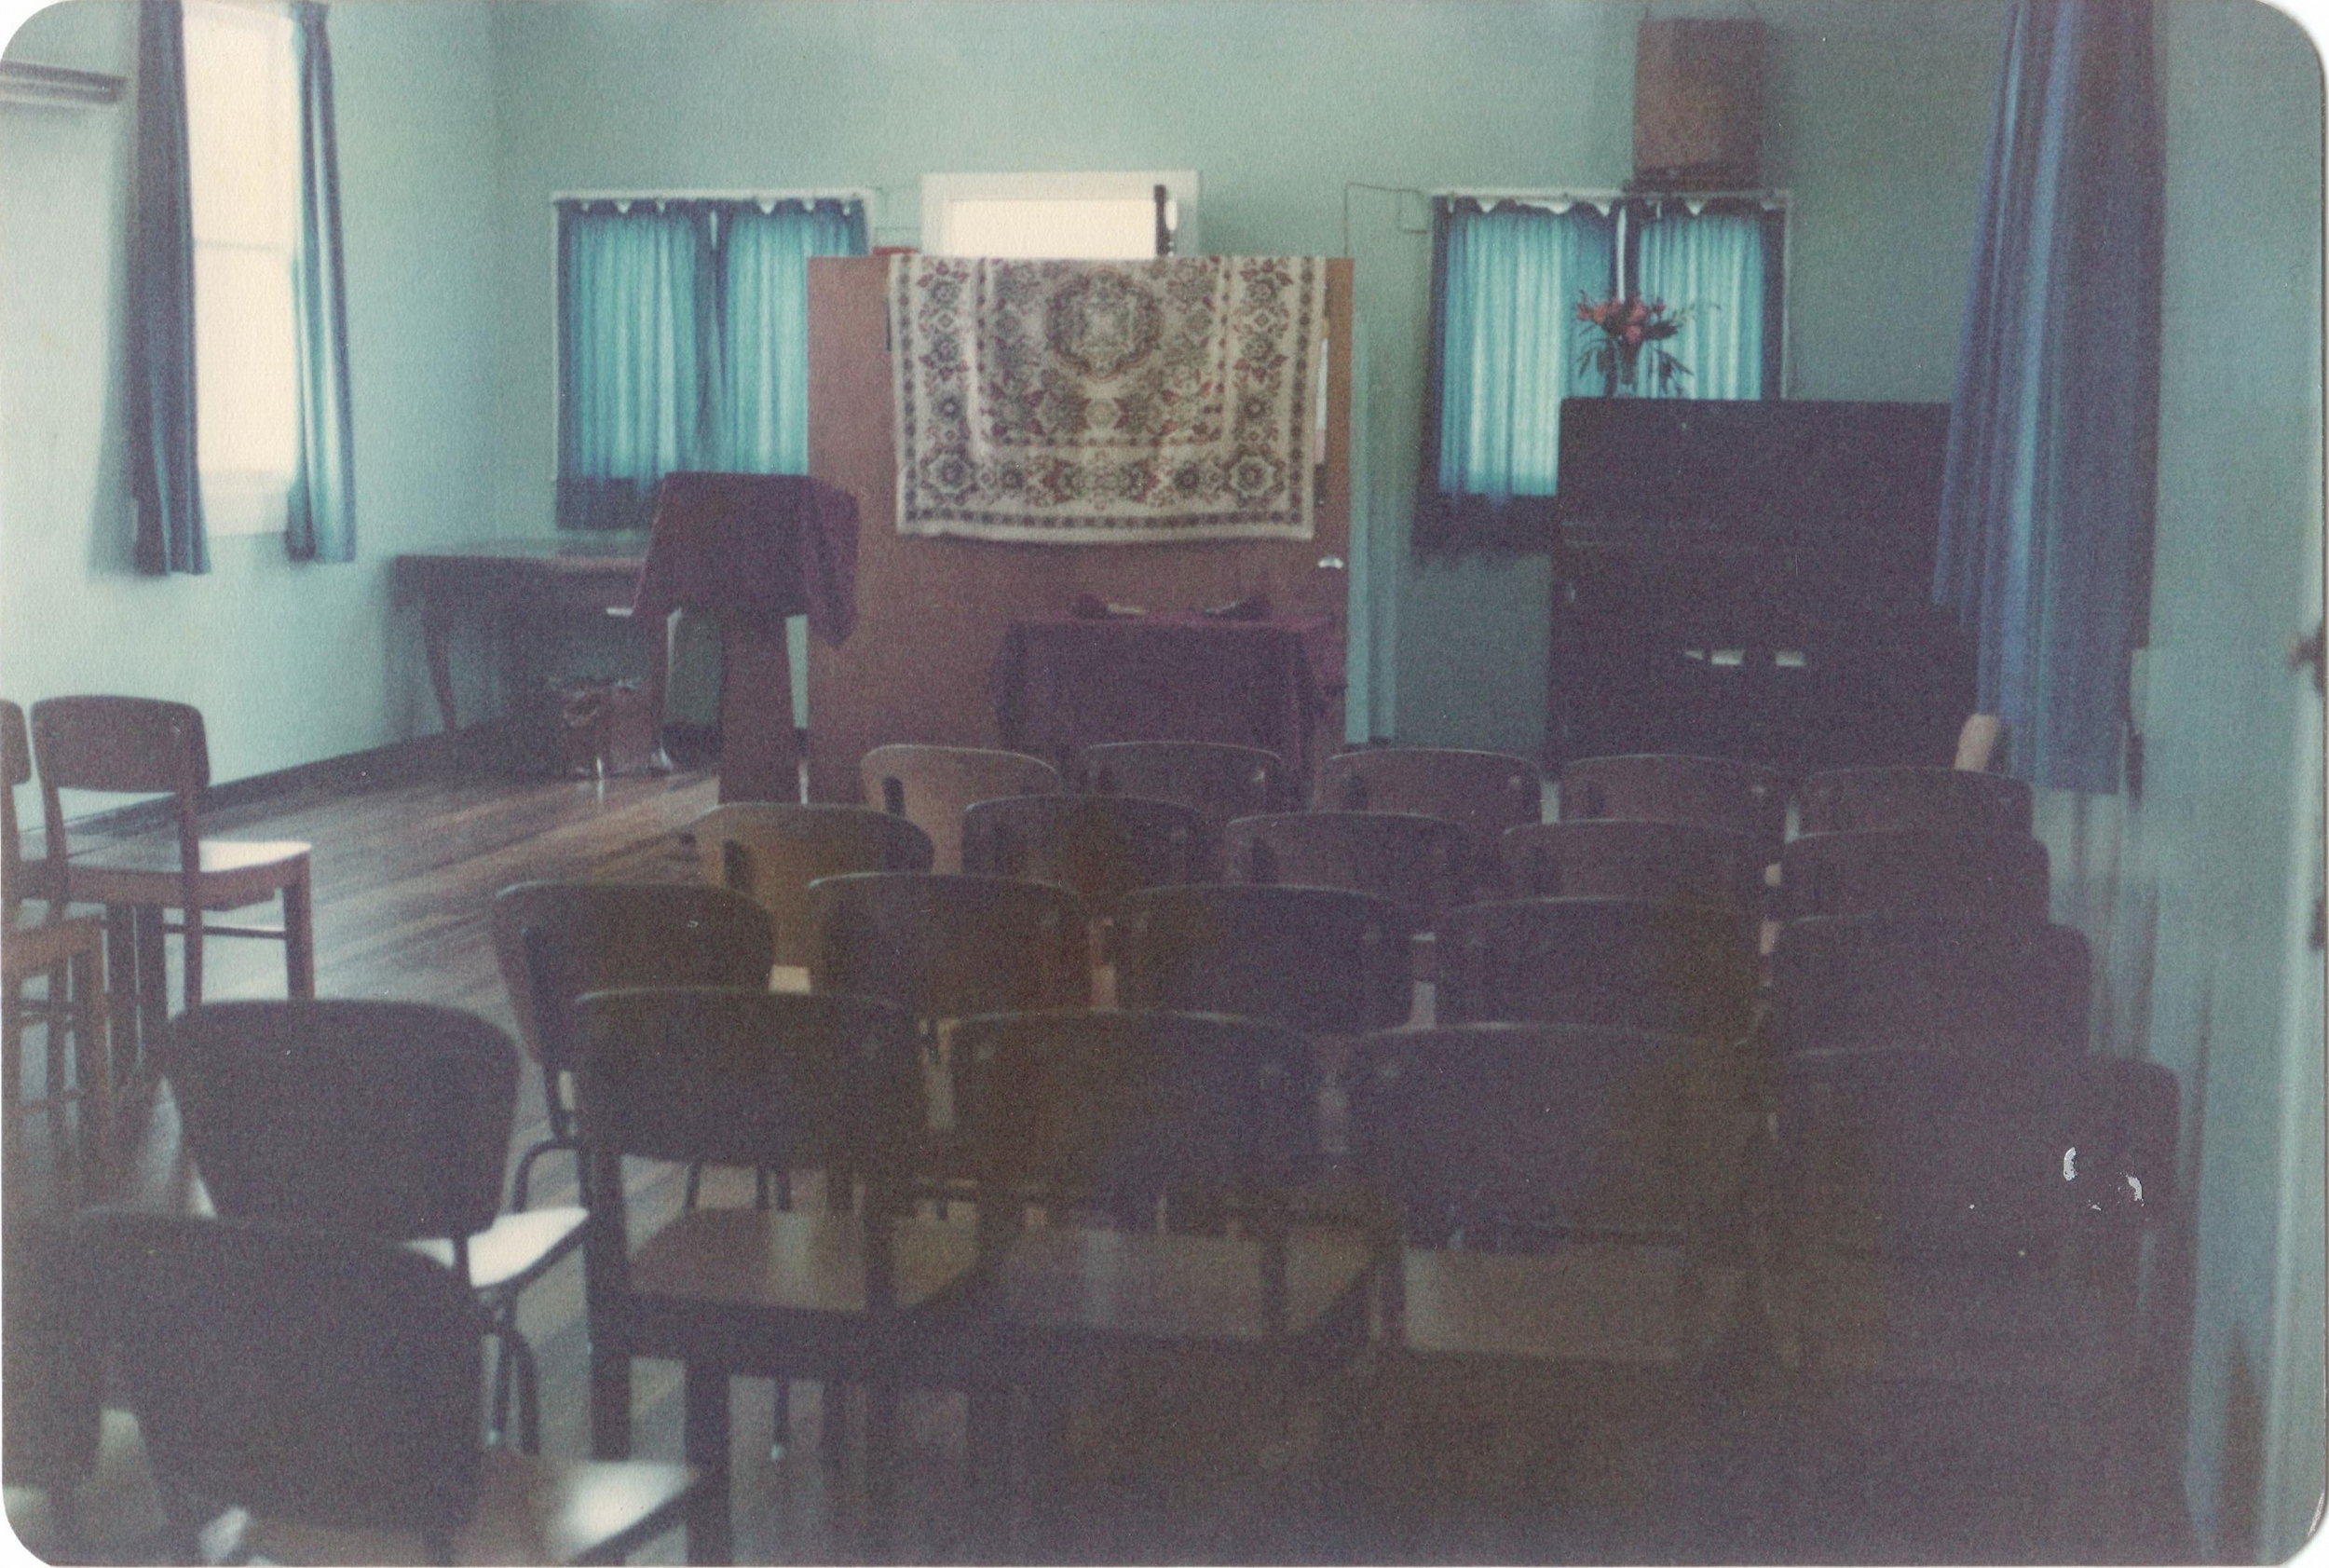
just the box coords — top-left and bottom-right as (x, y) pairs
(630, 471), (860, 642)
(990, 611), (1341, 781)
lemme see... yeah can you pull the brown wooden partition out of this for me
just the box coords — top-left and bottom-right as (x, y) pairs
(803, 256), (1354, 804)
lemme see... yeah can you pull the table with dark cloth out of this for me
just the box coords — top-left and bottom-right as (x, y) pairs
(632, 472), (860, 802)
(990, 612), (1342, 785)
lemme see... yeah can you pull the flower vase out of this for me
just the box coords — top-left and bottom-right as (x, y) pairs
(1614, 342), (1641, 391)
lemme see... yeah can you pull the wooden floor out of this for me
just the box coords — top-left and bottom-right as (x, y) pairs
(6, 760), (2200, 1565)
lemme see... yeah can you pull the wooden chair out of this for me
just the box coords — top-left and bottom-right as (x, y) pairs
(960, 793), (1206, 923)
(1778, 827), (2050, 924)
(945, 1008), (1375, 1558)
(567, 987), (974, 1560)
(1798, 764), (2036, 837)
(29, 698), (313, 1059)
(72, 1208), (709, 1565)
(1073, 741), (1287, 874)
(489, 880), (776, 1211)
(157, 999), (581, 1455)
(1501, 819), (1766, 927)
(1315, 746), (1543, 891)
(1437, 896), (1761, 1041)
(1767, 912), (2092, 1059)
(858, 743), (1059, 874)
(693, 802), (933, 969)
(1558, 753), (1788, 852)
(3, 702), (113, 1197)
(805, 871), (1092, 1024)
(1332, 1022), (1754, 1557)
(1113, 883), (1416, 1036)
(1225, 811), (1474, 927)
(1764, 1047), (2177, 1556)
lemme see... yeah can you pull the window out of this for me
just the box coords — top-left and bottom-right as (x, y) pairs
(183, 0), (299, 537)
(920, 171), (1199, 258)
(555, 196), (868, 532)
(1417, 192), (1787, 549)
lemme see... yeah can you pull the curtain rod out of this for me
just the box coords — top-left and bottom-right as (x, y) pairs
(1428, 185), (1790, 203)
(552, 187), (876, 204)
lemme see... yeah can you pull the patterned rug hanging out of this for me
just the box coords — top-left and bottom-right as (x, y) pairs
(890, 254), (1327, 543)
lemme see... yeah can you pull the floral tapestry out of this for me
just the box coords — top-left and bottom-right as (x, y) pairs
(890, 255), (1327, 543)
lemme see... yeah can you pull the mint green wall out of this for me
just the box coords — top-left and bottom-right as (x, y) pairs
(481, 0), (2006, 756)
(2061, 1), (2322, 1552)
(0, 0), (506, 784)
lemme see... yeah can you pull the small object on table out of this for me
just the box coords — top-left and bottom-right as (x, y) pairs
(1069, 593), (1148, 620)
(1200, 593), (1273, 621)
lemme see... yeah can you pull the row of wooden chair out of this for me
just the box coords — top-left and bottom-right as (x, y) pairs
(858, 739), (2036, 872)
(19, 992), (2176, 1563)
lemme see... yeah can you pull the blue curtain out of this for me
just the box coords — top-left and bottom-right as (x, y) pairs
(1427, 199), (1614, 503)
(718, 198), (866, 470)
(1933, 0), (2162, 793)
(129, 0), (206, 576)
(285, 1), (354, 564)
(1634, 207), (1766, 401)
(557, 201), (718, 532)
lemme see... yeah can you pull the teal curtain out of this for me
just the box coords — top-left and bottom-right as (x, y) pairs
(1933, 0), (2161, 793)
(129, 0), (205, 576)
(285, 1), (354, 563)
(718, 198), (866, 470)
(1634, 206), (1766, 401)
(556, 201), (718, 532)
(1428, 199), (1614, 504)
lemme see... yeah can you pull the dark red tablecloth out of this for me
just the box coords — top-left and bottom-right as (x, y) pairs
(631, 471), (859, 642)
(991, 612), (1342, 781)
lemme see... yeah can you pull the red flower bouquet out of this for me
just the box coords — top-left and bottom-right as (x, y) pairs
(1574, 293), (1695, 393)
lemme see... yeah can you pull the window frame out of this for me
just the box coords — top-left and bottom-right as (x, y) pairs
(182, 0), (301, 539)
(1416, 185), (1791, 552)
(919, 170), (1200, 258)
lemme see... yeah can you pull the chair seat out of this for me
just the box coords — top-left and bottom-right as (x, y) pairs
(629, 1206), (979, 1316)
(1763, 1260), (2134, 1386)
(966, 1222), (1375, 1348)
(411, 1207), (589, 1295)
(3, 907), (108, 977)
(1396, 1245), (1745, 1368)
(63, 836), (310, 911)
(237, 1447), (702, 1565)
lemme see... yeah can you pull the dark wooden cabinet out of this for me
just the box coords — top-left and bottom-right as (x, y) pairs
(1546, 399), (1973, 775)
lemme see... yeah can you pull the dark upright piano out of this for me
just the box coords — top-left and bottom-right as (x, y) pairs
(1546, 398), (1973, 775)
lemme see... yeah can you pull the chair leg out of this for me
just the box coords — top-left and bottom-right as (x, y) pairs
(281, 870), (315, 998)
(592, 1345), (633, 1460)
(865, 1380), (900, 1561)
(182, 907), (203, 1012)
(682, 1364), (733, 1568)
(514, 1329), (543, 1456)
(490, 1327), (515, 1447)
(132, 909), (166, 1059)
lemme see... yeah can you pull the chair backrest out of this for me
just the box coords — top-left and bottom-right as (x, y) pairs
(1224, 810), (1473, 926)
(859, 744), (1060, 873)
(569, 988), (924, 1178)
(950, 1009), (1323, 1213)
(1315, 747), (1544, 852)
(1345, 1022), (1717, 1238)
(1113, 882), (1415, 1035)
(1768, 912), (2092, 1057)
(1779, 827), (2050, 923)
(158, 1000), (518, 1246)
(489, 881), (775, 1078)
(75, 1209), (484, 1542)
(31, 696), (210, 884)
(807, 871), (1092, 1021)
(1557, 753), (1787, 851)
(1798, 765), (2036, 837)
(960, 793), (1205, 917)
(1774, 1048), (2175, 1264)
(695, 802), (933, 967)
(1499, 818), (1766, 923)
(1437, 896), (1761, 1039)
(1073, 740), (1285, 865)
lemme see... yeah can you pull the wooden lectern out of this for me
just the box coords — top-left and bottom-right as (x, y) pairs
(632, 472), (860, 802)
